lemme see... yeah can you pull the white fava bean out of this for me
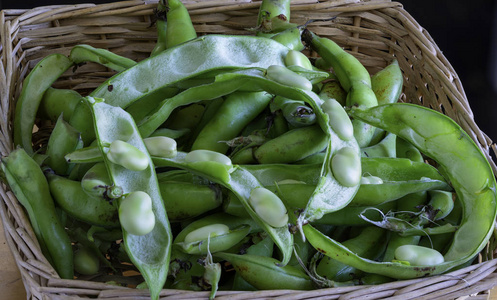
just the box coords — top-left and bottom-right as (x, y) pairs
(394, 245), (444, 266)
(119, 191), (155, 236)
(331, 147), (361, 187)
(360, 175), (383, 185)
(143, 136), (177, 158)
(321, 98), (354, 141)
(266, 65), (313, 91)
(107, 140), (149, 171)
(248, 187), (288, 228)
(184, 224), (230, 244)
(284, 50), (313, 70)
(185, 149), (232, 166)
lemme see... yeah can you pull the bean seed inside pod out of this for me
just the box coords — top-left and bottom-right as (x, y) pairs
(266, 65), (313, 91)
(394, 245), (444, 266)
(360, 175), (383, 185)
(248, 187), (288, 228)
(184, 223), (230, 244)
(185, 149), (232, 166)
(107, 140), (149, 171)
(144, 136), (177, 158)
(331, 146), (361, 187)
(119, 191), (155, 236)
(284, 50), (313, 70)
(321, 97), (354, 141)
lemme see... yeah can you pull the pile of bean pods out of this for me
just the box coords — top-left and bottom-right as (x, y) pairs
(3, 0), (497, 299)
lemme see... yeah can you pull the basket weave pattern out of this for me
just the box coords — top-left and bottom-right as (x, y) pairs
(1, 0), (497, 299)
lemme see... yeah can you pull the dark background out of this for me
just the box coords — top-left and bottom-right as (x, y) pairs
(2, 0), (496, 143)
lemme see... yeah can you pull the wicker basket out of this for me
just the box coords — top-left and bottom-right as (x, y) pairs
(1, 0), (497, 299)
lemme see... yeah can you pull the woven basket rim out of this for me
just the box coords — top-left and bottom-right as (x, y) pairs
(1, 0), (497, 299)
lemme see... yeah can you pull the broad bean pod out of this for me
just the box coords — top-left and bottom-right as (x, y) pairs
(254, 124), (327, 164)
(158, 180), (222, 222)
(150, 0), (168, 57)
(302, 103), (497, 279)
(1, 149), (73, 279)
(215, 252), (314, 290)
(154, 152), (294, 265)
(256, 0), (292, 35)
(69, 35), (291, 143)
(38, 87), (82, 122)
(302, 29), (378, 147)
(69, 44), (137, 72)
(13, 54), (74, 154)
(46, 171), (119, 228)
(45, 115), (83, 175)
(86, 97), (172, 300)
(191, 91), (272, 154)
(316, 226), (387, 282)
(164, 0), (197, 49)
(272, 96), (317, 127)
(371, 59), (403, 105)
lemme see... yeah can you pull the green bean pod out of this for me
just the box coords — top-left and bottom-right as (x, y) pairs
(2, 149), (73, 279)
(65, 145), (103, 164)
(254, 124), (328, 164)
(273, 96), (317, 127)
(150, 0), (168, 57)
(230, 147), (257, 165)
(147, 68), (360, 229)
(353, 157), (451, 206)
(302, 29), (371, 92)
(46, 115), (84, 175)
(371, 59), (403, 105)
(319, 80), (347, 106)
(271, 26), (306, 51)
(155, 153), (294, 265)
(70, 35), (291, 144)
(361, 132), (397, 158)
(165, 103), (205, 131)
(427, 190), (455, 220)
(302, 30), (378, 146)
(345, 83), (379, 147)
(66, 226), (117, 272)
(150, 127), (190, 140)
(396, 137), (424, 162)
(47, 171), (119, 227)
(38, 87), (82, 122)
(81, 162), (123, 200)
(69, 44), (137, 72)
(256, 0), (292, 33)
(73, 245), (100, 275)
(125, 87), (179, 123)
(192, 91), (272, 154)
(86, 97), (172, 300)
(232, 234), (274, 290)
(216, 252), (314, 290)
(165, 0), (197, 49)
(158, 181), (222, 222)
(176, 224), (251, 255)
(301, 103), (497, 279)
(14, 54), (74, 154)
(316, 226), (387, 282)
